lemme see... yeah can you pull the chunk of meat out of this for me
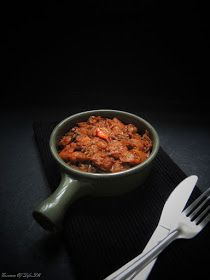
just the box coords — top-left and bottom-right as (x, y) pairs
(59, 145), (89, 162)
(112, 117), (125, 128)
(91, 152), (114, 171)
(106, 140), (127, 159)
(120, 149), (148, 165)
(142, 131), (153, 152)
(76, 135), (92, 147)
(93, 138), (107, 149)
(58, 136), (72, 147)
(111, 160), (126, 172)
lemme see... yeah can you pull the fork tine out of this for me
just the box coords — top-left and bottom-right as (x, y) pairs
(188, 195), (210, 220)
(184, 187), (210, 216)
(194, 206), (210, 224)
(199, 213), (210, 228)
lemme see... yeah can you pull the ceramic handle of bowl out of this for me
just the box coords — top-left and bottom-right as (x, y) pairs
(33, 173), (91, 232)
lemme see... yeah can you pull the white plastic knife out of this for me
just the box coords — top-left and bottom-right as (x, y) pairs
(104, 175), (198, 280)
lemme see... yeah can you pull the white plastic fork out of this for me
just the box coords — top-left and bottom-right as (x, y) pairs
(111, 187), (210, 280)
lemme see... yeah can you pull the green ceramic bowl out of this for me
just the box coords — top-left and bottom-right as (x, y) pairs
(33, 109), (159, 232)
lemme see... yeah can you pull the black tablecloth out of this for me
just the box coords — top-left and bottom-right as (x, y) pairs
(33, 122), (209, 280)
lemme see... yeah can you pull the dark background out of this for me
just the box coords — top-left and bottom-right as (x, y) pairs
(1, 2), (210, 279)
(2, 1), (210, 109)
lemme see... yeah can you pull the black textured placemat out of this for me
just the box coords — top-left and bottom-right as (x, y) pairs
(33, 122), (209, 280)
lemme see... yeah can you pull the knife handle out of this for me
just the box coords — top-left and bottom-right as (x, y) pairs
(127, 225), (170, 280)
(104, 226), (169, 280)
(111, 230), (179, 280)
(126, 259), (156, 280)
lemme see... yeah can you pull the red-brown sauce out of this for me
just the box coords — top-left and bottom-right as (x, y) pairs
(58, 116), (152, 173)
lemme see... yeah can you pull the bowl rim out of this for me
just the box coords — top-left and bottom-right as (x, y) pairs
(50, 109), (160, 179)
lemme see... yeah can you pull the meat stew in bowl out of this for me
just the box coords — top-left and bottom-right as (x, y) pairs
(58, 116), (152, 173)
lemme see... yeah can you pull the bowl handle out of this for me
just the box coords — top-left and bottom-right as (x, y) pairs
(33, 173), (91, 232)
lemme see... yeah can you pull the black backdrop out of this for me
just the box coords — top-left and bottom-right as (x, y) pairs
(2, 1), (210, 110)
(1, 2), (210, 280)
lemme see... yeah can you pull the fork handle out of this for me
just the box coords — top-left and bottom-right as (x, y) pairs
(111, 230), (179, 280)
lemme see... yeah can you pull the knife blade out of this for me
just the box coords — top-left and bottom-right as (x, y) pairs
(104, 175), (198, 280)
